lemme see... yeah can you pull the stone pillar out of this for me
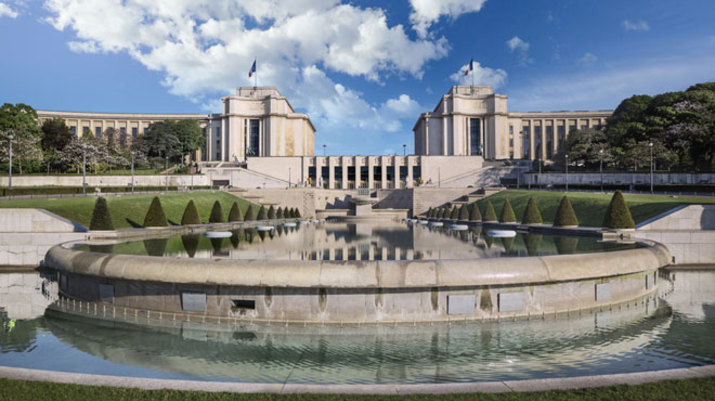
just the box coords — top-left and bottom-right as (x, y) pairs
(529, 120), (535, 161)
(541, 119), (547, 161)
(367, 157), (375, 189)
(328, 157), (335, 189)
(406, 157), (414, 188)
(442, 118), (448, 155)
(221, 118), (227, 161)
(380, 157), (387, 189)
(553, 120), (560, 156)
(341, 157), (348, 190)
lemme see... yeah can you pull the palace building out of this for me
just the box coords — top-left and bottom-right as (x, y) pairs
(37, 85), (612, 189)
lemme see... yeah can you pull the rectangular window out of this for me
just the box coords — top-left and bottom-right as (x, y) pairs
(70, 126), (77, 135)
(412, 166), (421, 184)
(83, 126), (90, 135)
(469, 118), (481, 155)
(120, 127), (126, 135)
(569, 124), (577, 133)
(399, 166), (408, 181)
(546, 126), (553, 159)
(360, 166), (369, 187)
(249, 119), (260, 156)
(334, 166), (343, 186)
(557, 125), (565, 152)
(321, 166), (329, 188)
(95, 127), (102, 137)
(522, 126), (530, 158)
(581, 125), (588, 130)
(308, 166), (316, 186)
(131, 127), (138, 138)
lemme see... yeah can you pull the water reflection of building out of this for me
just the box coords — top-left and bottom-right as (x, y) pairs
(0, 270), (57, 320)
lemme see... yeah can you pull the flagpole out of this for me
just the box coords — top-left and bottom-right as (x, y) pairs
(254, 58), (257, 88)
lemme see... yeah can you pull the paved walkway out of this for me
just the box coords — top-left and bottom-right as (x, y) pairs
(0, 364), (713, 394)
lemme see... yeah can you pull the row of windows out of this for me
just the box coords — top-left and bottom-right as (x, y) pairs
(69, 126), (139, 138)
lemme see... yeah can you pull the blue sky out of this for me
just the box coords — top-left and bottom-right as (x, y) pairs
(1, 0), (714, 155)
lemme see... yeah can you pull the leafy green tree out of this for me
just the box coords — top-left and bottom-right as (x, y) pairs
(228, 202), (243, 222)
(40, 118), (73, 172)
(0, 103), (43, 173)
(499, 199), (516, 223)
(257, 206), (267, 220)
(602, 190), (635, 229)
(482, 201), (497, 222)
(143, 196), (168, 227)
(553, 196), (579, 227)
(136, 121), (182, 165)
(555, 128), (612, 169)
(89, 197), (114, 230)
(209, 201), (224, 223)
(522, 197), (543, 224)
(181, 199), (201, 225)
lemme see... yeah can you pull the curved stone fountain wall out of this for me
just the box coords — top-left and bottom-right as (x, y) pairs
(44, 241), (670, 324)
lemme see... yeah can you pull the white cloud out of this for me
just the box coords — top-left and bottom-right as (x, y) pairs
(623, 20), (650, 31)
(0, 2), (19, 18)
(577, 52), (598, 66)
(42, 0), (447, 150)
(450, 61), (507, 88)
(506, 36), (532, 65)
(409, 0), (487, 38)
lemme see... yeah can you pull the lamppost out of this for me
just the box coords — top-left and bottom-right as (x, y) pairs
(403, 144), (406, 156)
(288, 167), (292, 188)
(649, 142), (654, 193)
(7, 134), (13, 191)
(165, 155), (169, 192)
(82, 143), (87, 195)
(130, 151), (135, 193)
(565, 154), (569, 192)
(323, 144), (326, 156)
(599, 149), (604, 193)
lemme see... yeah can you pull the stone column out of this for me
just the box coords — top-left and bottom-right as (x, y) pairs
(354, 156), (362, 188)
(367, 157), (375, 189)
(541, 119), (547, 161)
(442, 117), (448, 155)
(221, 118), (227, 161)
(529, 120), (535, 161)
(380, 157), (387, 189)
(341, 157), (348, 189)
(406, 157), (414, 188)
(328, 157), (335, 189)
(553, 120), (560, 156)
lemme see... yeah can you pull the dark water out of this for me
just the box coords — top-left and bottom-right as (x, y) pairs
(76, 222), (639, 261)
(1, 269), (713, 384)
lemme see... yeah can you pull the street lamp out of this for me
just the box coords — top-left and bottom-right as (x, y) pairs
(649, 142), (654, 193)
(565, 154), (569, 192)
(599, 149), (604, 193)
(323, 144), (326, 157)
(7, 134), (13, 191)
(288, 167), (292, 188)
(82, 143), (87, 195)
(130, 151), (135, 193)
(165, 155), (169, 192)
(403, 144), (406, 156)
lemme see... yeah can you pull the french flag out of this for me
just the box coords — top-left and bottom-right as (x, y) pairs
(248, 60), (256, 78)
(464, 58), (473, 76)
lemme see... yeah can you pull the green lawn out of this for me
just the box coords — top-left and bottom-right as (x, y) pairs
(1, 377), (714, 401)
(474, 190), (715, 227)
(0, 191), (256, 229)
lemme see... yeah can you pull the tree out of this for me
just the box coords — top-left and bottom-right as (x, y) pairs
(521, 197), (543, 224)
(137, 121), (182, 166)
(59, 135), (109, 173)
(469, 203), (482, 221)
(426, 207), (433, 218)
(294, 208), (302, 218)
(228, 202), (243, 222)
(41, 118), (73, 152)
(482, 201), (497, 222)
(89, 197), (114, 230)
(143, 196), (168, 227)
(276, 207), (283, 219)
(0, 103), (43, 174)
(172, 120), (204, 163)
(499, 199), (516, 223)
(209, 201), (224, 223)
(244, 205), (256, 221)
(553, 196), (579, 227)
(181, 199), (201, 225)
(257, 206), (267, 220)
(449, 205), (459, 220)
(267, 205), (277, 219)
(459, 204), (469, 220)
(555, 128), (613, 169)
(602, 190), (635, 229)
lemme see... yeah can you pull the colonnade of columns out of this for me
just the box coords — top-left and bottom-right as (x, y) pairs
(522, 117), (607, 161)
(311, 155), (419, 189)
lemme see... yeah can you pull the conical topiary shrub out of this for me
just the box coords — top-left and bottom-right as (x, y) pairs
(499, 198), (516, 223)
(553, 196), (579, 227)
(89, 197), (114, 230)
(482, 201), (497, 222)
(283, 206), (290, 219)
(295, 208), (302, 218)
(209, 200), (224, 223)
(257, 206), (267, 220)
(521, 197), (543, 225)
(459, 204), (469, 220)
(244, 205), (256, 221)
(143, 196), (168, 227)
(602, 190), (635, 229)
(181, 199), (201, 225)
(228, 202), (243, 222)
(440, 208), (448, 219)
(426, 207), (433, 218)
(450, 206), (459, 220)
(469, 203), (482, 221)
(267, 205), (277, 219)
(277, 207), (284, 219)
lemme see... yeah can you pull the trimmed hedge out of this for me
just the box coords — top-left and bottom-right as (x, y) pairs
(483, 201), (497, 222)
(143, 196), (168, 227)
(450, 206), (459, 220)
(257, 206), (267, 220)
(277, 207), (284, 219)
(602, 190), (635, 228)
(228, 202), (243, 222)
(244, 205), (256, 221)
(295, 208), (302, 218)
(0, 185), (212, 198)
(469, 203), (482, 221)
(267, 205), (277, 219)
(499, 198), (516, 223)
(426, 207), (433, 218)
(89, 197), (113, 230)
(208, 201), (224, 223)
(553, 196), (579, 227)
(459, 204), (469, 220)
(283, 207), (290, 219)
(521, 197), (543, 224)
(180, 199), (201, 225)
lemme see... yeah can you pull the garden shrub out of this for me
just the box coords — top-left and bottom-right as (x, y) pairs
(256, 206), (267, 220)
(244, 205), (256, 221)
(553, 196), (579, 227)
(459, 204), (469, 220)
(499, 198), (516, 223)
(143, 196), (168, 227)
(482, 201), (497, 222)
(89, 197), (114, 230)
(267, 205), (277, 219)
(208, 200), (224, 223)
(602, 190), (635, 228)
(228, 202), (243, 222)
(521, 197), (543, 224)
(180, 199), (201, 225)
(469, 203), (482, 221)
